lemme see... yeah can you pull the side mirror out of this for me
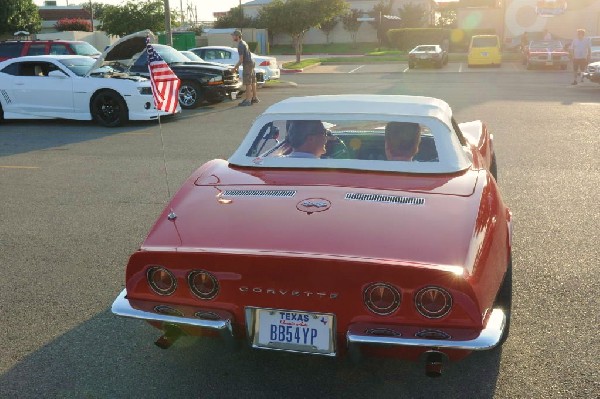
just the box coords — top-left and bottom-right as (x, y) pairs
(48, 70), (67, 78)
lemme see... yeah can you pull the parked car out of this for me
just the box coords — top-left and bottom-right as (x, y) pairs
(111, 94), (512, 377)
(467, 35), (502, 67)
(179, 49), (266, 88)
(0, 39), (101, 62)
(583, 61), (600, 83)
(521, 40), (569, 69)
(122, 44), (241, 109)
(0, 55), (178, 127)
(588, 36), (600, 63)
(189, 46), (280, 81)
(408, 45), (448, 69)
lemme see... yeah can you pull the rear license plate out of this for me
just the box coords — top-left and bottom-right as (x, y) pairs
(419, 55), (428, 59)
(481, 52), (488, 56)
(251, 308), (335, 355)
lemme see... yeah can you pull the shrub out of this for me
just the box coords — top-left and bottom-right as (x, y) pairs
(247, 41), (258, 52)
(55, 18), (91, 32)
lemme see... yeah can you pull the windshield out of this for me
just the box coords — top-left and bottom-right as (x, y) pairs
(153, 44), (190, 63)
(530, 41), (563, 50)
(415, 46), (436, 52)
(71, 42), (101, 56)
(181, 51), (204, 61)
(59, 57), (95, 76)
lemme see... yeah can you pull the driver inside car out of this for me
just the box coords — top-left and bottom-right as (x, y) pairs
(285, 120), (330, 158)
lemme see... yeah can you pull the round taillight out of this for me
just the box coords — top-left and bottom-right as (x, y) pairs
(415, 287), (452, 318)
(188, 270), (219, 300)
(147, 266), (176, 295)
(364, 283), (401, 315)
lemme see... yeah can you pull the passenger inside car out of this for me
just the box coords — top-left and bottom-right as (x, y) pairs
(384, 122), (421, 161)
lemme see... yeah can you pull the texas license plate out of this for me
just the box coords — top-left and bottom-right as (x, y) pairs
(252, 308), (335, 355)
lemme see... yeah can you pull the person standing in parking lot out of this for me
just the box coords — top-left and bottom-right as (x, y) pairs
(231, 29), (259, 106)
(570, 29), (591, 85)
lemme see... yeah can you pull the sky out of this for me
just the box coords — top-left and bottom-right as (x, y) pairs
(35, 0), (251, 22)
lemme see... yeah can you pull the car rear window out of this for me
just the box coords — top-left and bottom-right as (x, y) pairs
(0, 42), (23, 58)
(472, 37), (498, 48)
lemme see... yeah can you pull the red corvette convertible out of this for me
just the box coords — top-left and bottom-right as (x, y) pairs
(112, 95), (512, 377)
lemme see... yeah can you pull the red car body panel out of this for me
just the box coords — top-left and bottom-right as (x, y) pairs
(113, 97), (511, 369)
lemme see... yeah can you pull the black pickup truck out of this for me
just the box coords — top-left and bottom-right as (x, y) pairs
(123, 44), (241, 109)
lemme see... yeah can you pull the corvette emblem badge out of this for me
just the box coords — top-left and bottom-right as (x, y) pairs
(297, 198), (331, 213)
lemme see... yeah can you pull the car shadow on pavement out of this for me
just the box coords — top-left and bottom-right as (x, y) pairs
(0, 308), (502, 399)
(0, 118), (176, 158)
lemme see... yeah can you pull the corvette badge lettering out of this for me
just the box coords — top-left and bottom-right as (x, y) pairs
(239, 286), (338, 299)
(296, 198), (332, 213)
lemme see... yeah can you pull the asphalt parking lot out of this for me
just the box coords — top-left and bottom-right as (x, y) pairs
(1, 67), (599, 398)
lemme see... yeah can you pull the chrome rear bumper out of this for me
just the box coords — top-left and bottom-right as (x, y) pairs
(347, 308), (506, 351)
(111, 289), (232, 333)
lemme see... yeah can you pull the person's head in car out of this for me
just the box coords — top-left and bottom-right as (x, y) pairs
(286, 120), (329, 158)
(385, 122), (421, 161)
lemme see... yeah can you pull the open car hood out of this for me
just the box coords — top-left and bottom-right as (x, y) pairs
(86, 29), (155, 77)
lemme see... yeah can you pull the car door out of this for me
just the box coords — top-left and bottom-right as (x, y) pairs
(11, 60), (74, 116)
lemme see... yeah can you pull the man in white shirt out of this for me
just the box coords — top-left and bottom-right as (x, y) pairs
(570, 29), (591, 85)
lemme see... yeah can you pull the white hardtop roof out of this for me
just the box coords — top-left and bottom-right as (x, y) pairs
(263, 95), (453, 128)
(229, 95), (471, 174)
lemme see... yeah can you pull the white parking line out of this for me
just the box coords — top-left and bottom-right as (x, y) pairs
(458, 63), (463, 73)
(0, 165), (39, 169)
(348, 65), (364, 73)
(402, 66), (409, 72)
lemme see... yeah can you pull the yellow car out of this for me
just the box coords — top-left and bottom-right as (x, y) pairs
(468, 35), (502, 67)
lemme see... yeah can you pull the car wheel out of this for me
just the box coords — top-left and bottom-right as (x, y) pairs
(495, 253), (512, 345)
(91, 90), (128, 127)
(179, 81), (203, 109)
(436, 61), (443, 68)
(490, 152), (498, 182)
(408, 62), (415, 69)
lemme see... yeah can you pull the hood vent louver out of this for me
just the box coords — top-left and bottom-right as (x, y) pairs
(222, 189), (296, 198)
(345, 192), (425, 205)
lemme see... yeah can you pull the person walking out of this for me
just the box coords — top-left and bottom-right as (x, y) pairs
(231, 29), (259, 106)
(570, 28), (591, 85)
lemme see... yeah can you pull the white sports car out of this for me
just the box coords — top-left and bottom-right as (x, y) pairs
(0, 52), (179, 127)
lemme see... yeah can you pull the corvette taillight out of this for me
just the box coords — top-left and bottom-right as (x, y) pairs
(188, 270), (219, 300)
(415, 287), (452, 318)
(363, 282), (401, 315)
(147, 266), (177, 296)
(259, 60), (270, 66)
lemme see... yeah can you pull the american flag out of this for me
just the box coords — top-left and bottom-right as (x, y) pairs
(146, 36), (180, 113)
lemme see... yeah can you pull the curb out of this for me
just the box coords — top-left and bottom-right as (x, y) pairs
(280, 62), (322, 74)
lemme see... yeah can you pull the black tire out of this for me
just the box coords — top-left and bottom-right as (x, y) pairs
(179, 81), (203, 109)
(408, 62), (415, 69)
(0, 102), (4, 122)
(91, 90), (128, 127)
(436, 61), (443, 69)
(495, 254), (512, 346)
(490, 152), (498, 182)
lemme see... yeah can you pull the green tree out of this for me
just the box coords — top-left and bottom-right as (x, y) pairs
(369, 0), (393, 47)
(259, 0), (348, 63)
(0, 0), (42, 35)
(98, 0), (178, 37)
(398, 3), (427, 28)
(319, 18), (338, 45)
(436, 10), (457, 28)
(341, 9), (362, 48)
(213, 5), (256, 29)
(79, 2), (109, 21)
